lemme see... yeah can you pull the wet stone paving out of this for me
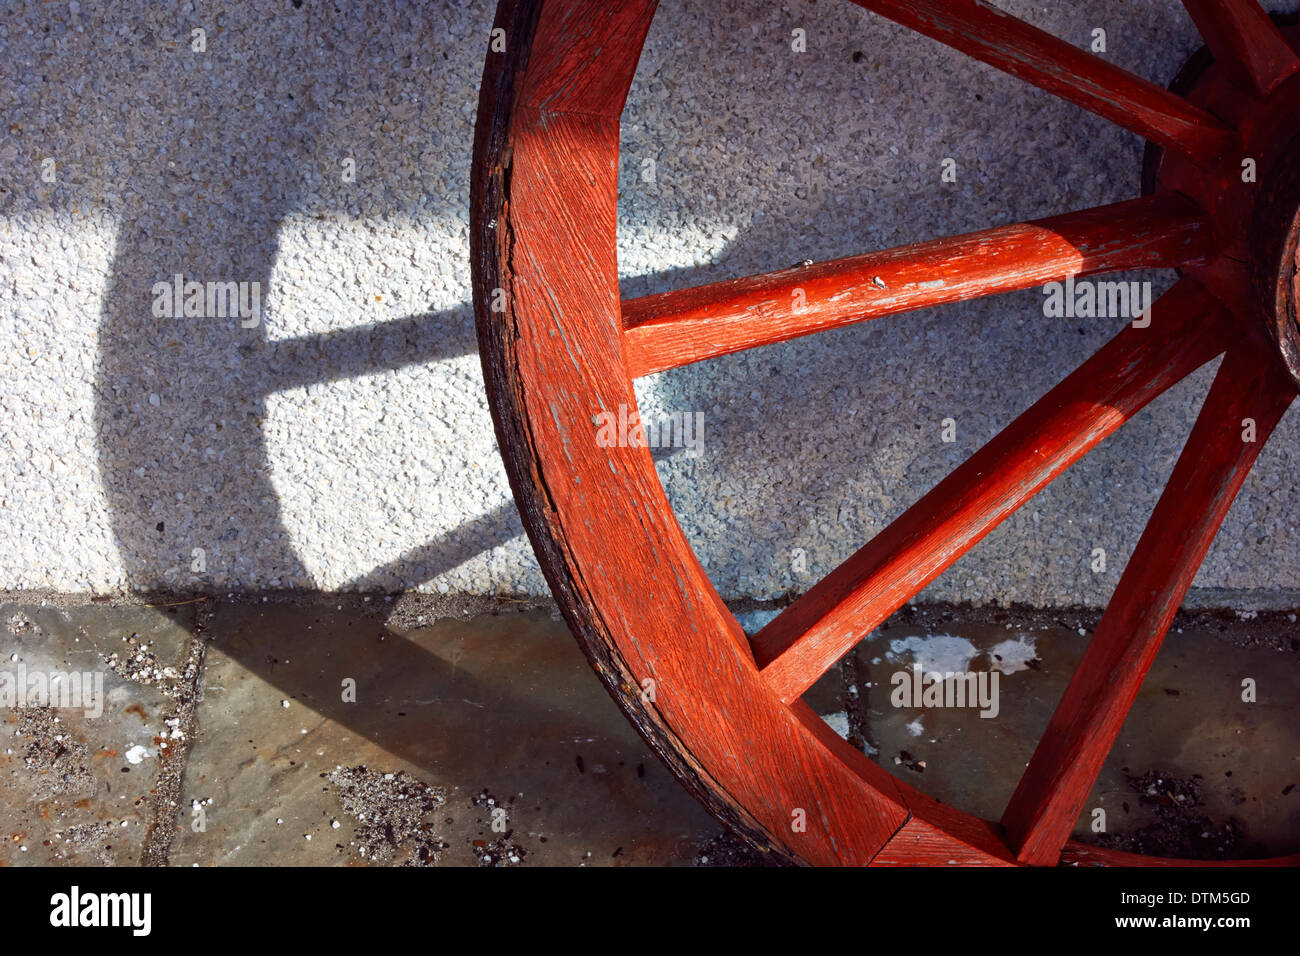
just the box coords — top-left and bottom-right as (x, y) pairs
(0, 594), (1296, 866)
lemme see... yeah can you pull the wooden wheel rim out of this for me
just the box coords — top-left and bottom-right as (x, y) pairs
(470, 0), (1300, 866)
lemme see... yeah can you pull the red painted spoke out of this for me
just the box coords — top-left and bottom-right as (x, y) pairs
(1002, 344), (1296, 866)
(1182, 0), (1300, 96)
(622, 195), (1211, 378)
(850, 0), (1237, 162)
(752, 282), (1230, 704)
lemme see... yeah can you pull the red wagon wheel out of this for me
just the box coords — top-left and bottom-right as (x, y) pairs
(470, 0), (1300, 865)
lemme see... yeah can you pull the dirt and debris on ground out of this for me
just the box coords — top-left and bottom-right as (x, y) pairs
(59, 821), (118, 866)
(466, 788), (526, 866)
(10, 707), (96, 801)
(327, 766), (448, 866)
(1094, 771), (1267, 861)
(692, 830), (772, 867)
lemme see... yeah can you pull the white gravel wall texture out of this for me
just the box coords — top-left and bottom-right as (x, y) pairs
(1, 0), (1298, 608)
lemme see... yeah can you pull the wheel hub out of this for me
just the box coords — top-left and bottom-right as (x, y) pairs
(1151, 25), (1300, 386)
(1250, 136), (1300, 378)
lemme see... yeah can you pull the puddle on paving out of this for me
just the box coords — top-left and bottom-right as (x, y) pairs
(840, 608), (1300, 859)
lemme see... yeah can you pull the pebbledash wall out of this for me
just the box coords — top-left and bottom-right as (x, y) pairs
(2, 0), (1298, 608)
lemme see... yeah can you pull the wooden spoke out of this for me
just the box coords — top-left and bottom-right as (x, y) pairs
(850, 0), (1237, 162)
(621, 195), (1211, 377)
(1182, 0), (1300, 96)
(752, 281), (1230, 704)
(1001, 345), (1297, 866)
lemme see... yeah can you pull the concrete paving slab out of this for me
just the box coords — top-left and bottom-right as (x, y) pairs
(0, 599), (198, 865)
(2, 595), (1293, 865)
(171, 600), (723, 866)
